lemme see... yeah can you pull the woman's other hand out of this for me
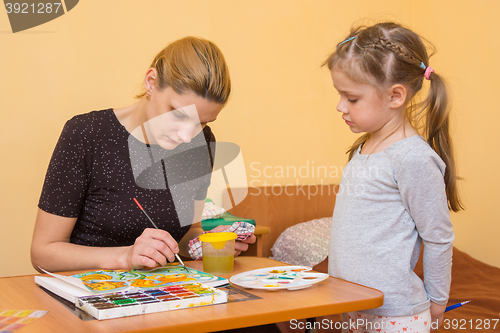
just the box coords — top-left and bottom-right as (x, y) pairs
(209, 225), (256, 256)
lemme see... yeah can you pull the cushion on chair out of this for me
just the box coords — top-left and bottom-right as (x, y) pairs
(270, 217), (331, 267)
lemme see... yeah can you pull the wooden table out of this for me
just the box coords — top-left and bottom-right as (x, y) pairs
(0, 257), (383, 333)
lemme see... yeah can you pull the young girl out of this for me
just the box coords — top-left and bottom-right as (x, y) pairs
(324, 22), (462, 332)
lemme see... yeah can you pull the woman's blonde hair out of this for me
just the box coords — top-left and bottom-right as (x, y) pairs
(136, 36), (231, 104)
(323, 22), (463, 212)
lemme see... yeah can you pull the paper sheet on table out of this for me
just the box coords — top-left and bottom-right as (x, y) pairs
(38, 267), (89, 292)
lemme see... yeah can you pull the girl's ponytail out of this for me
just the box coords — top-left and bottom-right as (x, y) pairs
(423, 72), (464, 212)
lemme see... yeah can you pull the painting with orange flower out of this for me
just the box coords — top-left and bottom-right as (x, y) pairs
(72, 263), (228, 293)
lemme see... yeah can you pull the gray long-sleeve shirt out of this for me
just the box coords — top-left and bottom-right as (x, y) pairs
(329, 135), (454, 316)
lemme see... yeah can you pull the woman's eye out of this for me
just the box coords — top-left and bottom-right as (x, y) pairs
(173, 111), (186, 119)
(347, 98), (358, 103)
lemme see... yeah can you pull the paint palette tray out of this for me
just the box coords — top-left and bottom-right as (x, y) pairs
(229, 266), (329, 291)
(75, 283), (227, 320)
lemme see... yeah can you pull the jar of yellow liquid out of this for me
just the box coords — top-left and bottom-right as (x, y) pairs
(199, 232), (237, 274)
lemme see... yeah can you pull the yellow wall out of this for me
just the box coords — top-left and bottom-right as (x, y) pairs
(1, 0), (499, 277)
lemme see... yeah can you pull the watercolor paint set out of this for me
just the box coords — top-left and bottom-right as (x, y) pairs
(230, 266), (329, 291)
(75, 283), (228, 320)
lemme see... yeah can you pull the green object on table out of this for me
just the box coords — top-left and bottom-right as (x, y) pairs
(201, 212), (256, 231)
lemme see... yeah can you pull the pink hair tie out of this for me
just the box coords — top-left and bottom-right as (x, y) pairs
(424, 66), (434, 80)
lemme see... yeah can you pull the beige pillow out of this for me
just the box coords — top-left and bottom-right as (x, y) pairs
(270, 217), (331, 267)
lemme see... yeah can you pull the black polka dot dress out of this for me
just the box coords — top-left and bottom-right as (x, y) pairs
(38, 109), (214, 247)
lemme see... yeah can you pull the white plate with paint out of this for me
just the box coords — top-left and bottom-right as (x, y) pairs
(229, 266), (329, 291)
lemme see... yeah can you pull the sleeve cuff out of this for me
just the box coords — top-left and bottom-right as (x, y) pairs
(428, 296), (449, 306)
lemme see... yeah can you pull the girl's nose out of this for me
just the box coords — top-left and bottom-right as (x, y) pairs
(336, 99), (348, 114)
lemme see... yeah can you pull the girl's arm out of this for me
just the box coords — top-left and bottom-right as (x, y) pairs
(430, 302), (446, 331)
(31, 208), (180, 272)
(399, 146), (454, 329)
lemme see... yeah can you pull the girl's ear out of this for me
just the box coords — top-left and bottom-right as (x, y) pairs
(388, 84), (407, 109)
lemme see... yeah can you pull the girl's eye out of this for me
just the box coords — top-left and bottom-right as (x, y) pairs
(347, 98), (358, 103)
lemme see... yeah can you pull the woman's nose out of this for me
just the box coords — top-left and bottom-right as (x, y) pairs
(177, 127), (193, 144)
(177, 123), (204, 144)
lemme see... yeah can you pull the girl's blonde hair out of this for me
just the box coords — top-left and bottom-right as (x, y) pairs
(136, 36), (231, 104)
(324, 22), (463, 212)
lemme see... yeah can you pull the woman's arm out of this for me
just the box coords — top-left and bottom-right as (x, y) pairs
(31, 209), (180, 272)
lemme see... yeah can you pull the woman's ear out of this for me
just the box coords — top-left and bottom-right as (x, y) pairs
(388, 84), (407, 109)
(144, 68), (158, 94)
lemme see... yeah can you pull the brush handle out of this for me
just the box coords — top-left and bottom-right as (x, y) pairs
(133, 198), (159, 229)
(134, 198), (186, 268)
(133, 198), (144, 210)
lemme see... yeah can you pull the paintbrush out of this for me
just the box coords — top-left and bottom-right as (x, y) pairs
(133, 197), (189, 272)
